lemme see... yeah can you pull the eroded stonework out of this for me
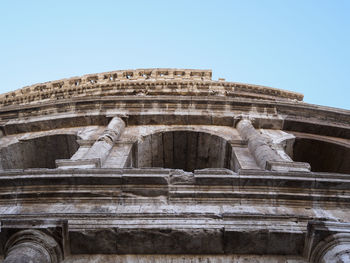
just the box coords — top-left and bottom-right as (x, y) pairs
(0, 69), (349, 262)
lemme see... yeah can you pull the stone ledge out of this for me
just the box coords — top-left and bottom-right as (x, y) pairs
(56, 158), (101, 169)
(0, 169), (349, 209)
(194, 174), (236, 185)
(266, 161), (311, 172)
(0, 68), (305, 108)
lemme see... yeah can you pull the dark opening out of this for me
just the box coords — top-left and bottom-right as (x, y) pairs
(0, 134), (79, 169)
(292, 138), (350, 174)
(134, 131), (232, 172)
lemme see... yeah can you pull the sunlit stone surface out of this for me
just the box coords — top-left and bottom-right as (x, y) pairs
(0, 69), (349, 262)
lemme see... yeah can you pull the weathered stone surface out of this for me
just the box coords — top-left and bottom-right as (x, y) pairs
(0, 69), (349, 262)
(62, 254), (307, 263)
(3, 229), (63, 263)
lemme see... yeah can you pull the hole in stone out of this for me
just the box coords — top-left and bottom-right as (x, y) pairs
(132, 131), (233, 172)
(290, 138), (350, 174)
(140, 72), (151, 79)
(125, 72), (133, 79)
(0, 134), (80, 169)
(88, 77), (98, 84)
(174, 71), (185, 77)
(157, 71), (168, 77)
(70, 79), (81, 86)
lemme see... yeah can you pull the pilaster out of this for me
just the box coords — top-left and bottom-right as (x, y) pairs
(56, 116), (125, 169)
(236, 119), (310, 172)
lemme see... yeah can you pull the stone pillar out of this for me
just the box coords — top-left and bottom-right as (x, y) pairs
(4, 230), (62, 263)
(102, 142), (134, 168)
(83, 116), (125, 166)
(236, 119), (310, 171)
(56, 116), (126, 169)
(236, 119), (283, 169)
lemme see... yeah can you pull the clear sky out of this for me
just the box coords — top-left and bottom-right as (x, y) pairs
(1, 0), (349, 109)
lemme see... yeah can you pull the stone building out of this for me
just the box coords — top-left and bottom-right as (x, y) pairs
(0, 69), (349, 262)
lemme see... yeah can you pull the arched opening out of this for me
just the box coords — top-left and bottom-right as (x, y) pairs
(0, 134), (79, 169)
(292, 138), (350, 174)
(133, 131), (232, 172)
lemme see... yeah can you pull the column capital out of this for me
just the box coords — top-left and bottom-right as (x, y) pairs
(4, 229), (63, 263)
(305, 221), (350, 263)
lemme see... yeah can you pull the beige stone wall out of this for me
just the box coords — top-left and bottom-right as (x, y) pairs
(0, 69), (349, 262)
(62, 254), (307, 263)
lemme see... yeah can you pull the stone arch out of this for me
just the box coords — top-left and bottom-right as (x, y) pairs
(133, 125), (237, 143)
(289, 136), (350, 174)
(0, 134), (80, 169)
(310, 233), (350, 263)
(132, 130), (234, 172)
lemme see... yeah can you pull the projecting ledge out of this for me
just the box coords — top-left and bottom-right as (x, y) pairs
(266, 161), (311, 172)
(0, 168), (349, 191)
(55, 158), (101, 169)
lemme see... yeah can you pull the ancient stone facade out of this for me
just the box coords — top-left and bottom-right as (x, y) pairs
(0, 68), (349, 262)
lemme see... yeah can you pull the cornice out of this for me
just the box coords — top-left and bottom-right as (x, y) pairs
(0, 168), (349, 208)
(0, 68), (303, 107)
(0, 95), (349, 139)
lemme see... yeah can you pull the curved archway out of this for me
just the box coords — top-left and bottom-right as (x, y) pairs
(132, 125), (237, 143)
(310, 233), (350, 263)
(292, 138), (350, 174)
(0, 134), (79, 169)
(134, 130), (233, 172)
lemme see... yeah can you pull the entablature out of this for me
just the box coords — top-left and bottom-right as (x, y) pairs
(0, 68), (303, 108)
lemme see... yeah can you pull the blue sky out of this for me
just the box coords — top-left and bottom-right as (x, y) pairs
(1, 0), (349, 109)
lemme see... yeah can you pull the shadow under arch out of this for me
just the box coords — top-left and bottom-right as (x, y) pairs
(134, 125), (237, 143)
(291, 137), (350, 174)
(133, 130), (233, 172)
(0, 134), (79, 169)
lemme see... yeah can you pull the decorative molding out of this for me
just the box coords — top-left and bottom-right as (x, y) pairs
(305, 221), (350, 263)
(3, 228), (64, 263)
(0, 69), (303, 107)
(0, 168), (349, 207)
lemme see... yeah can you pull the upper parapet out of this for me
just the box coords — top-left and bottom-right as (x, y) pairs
(0, 68), (304, 107)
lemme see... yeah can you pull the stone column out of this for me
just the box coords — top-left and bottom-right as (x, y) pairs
(56, 116), (126, 169)
(236, 119), (283, 169)
(4, 230), (63, 263)
(236, 119), (310, 171)
(83, 116), (125, 166)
